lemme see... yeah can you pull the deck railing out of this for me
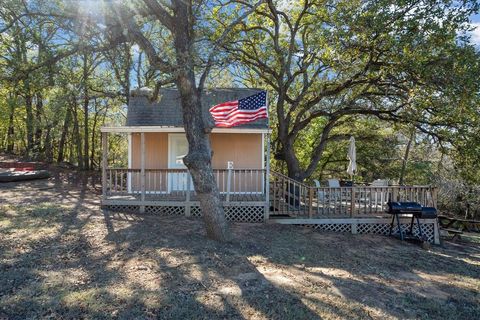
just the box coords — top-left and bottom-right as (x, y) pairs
(104, 168), (266, 199)
(270, 171), (437, 218)
(104, 169), (437, 219)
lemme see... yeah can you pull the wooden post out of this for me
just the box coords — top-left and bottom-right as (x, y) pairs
(351, 222), (358, 234)
(226, 167), (232, 202)
(308, 186), (314, 218)
(432, 187), (438, 208)
(140, 132), (145, 213)
(101, 132), (108, 200)
(185, 173), (191, 217)
(433, 219), (440, 245)
(392, 187), (399, 203)
(350, 187), (356, 217)
(264, 133), (271, 222)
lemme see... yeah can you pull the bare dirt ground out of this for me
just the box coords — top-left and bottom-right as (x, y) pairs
(0, 169), (479, 319)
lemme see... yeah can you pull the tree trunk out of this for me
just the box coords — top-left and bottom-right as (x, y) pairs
(19, 35), (34, 157)
(90, 100), (99, 168)
(33, 92), (44, 158)
(83, 51), (90, 170)
(57, 106), (72, 162)
(124, 44), (131, 106)
(24, 87), (34, 156)
(72, 99), (84, 169)
(6, 93), (15, 153)
(276, 113), (339, 182)
(399, 129), (415, 185)
(44, 127), (53, 163)
(282, 140), (304, 181)
(172, 0), (229, 241)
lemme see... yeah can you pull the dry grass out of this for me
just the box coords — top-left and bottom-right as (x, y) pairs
(0, 171), (479, 319)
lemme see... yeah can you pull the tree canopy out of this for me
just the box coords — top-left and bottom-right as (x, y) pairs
(1, 0), (480, 220)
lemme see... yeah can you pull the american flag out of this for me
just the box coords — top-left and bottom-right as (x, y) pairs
(209, 91), (268, 127)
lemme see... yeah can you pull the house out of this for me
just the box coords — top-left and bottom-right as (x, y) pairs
(100, 88), (440, 243)
(100, 88), (270, 222)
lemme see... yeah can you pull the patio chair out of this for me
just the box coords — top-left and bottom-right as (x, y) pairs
(371, 179), (389, 187)
(327, 179), (342, 202)
(313, 179), (326, 214)
(328, 179), (341, 188)
(370, 179), (389, 209)
(313, 179), (326, 199)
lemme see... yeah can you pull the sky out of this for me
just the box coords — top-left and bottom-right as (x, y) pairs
(470, 13), (480, 46)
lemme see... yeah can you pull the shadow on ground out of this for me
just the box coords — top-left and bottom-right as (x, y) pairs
(0, 173), (479, 319)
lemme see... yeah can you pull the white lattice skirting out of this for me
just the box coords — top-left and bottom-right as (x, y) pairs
(103, 205), (439, 244)
(299, 219), (438, 244)
(102, 204), (265, 223)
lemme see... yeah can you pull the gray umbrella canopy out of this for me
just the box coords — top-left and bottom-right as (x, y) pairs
(347, 136), (356, 177)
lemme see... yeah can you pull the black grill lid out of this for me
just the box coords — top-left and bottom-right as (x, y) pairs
(387, 202), (422, 213)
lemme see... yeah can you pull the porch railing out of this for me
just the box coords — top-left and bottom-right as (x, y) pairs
(270, 171), (437, 218)
(103, 169), (437, 219)
(104, 168), (266, 199)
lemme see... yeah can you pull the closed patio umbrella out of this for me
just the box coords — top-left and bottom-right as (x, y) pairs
(347, 136), (356, 182)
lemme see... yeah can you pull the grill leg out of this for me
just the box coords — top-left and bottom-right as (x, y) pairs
(397, 214), (404, 240)
(416, 217), (424, 241)
(409, 215), (415, 235)
(389, 215), (395, 236)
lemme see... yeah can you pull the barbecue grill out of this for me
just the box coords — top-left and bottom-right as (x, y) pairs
(387, 201), (437, 242)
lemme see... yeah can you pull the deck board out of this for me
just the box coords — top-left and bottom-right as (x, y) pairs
(105, 193), (266, 202)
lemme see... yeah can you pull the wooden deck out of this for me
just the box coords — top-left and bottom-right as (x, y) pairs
(269, 171), (437, 219)
(100, 168), (440, 244)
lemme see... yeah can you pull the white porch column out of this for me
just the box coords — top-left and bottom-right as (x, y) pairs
(127, 133), (132, 193)
(185, 173), (191, 216)
(101, 132), (108, 200)
(140, 132), (146, 213)
(264, 132), (271, 222)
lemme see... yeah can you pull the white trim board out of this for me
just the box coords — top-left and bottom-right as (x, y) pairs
(101, 126), (270, 134)
(127, 133), (132, 193)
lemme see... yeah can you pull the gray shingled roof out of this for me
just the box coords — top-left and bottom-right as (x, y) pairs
(126, 88), (268, 129)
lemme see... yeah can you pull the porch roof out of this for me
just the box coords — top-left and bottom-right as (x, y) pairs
(100, 126), (270, 134)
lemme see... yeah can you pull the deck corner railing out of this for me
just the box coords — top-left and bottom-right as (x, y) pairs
(269, 171), (437, 218)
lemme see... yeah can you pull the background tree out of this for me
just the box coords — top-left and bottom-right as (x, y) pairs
(1, 0), (480, 223)
(226, 0), (479, 181)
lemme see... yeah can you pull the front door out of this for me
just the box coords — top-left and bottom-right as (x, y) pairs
(168, 134), (193, 192)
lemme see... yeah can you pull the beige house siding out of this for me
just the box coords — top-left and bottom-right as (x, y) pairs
(210, 133), (263, 169)
(131, 133), (168, 169)
(131, 132), (263, 169)
(130, 132), (263, 193)
(130, 133), (168, 192)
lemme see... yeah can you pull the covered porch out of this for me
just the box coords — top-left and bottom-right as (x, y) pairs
(100, 126), (270, 221)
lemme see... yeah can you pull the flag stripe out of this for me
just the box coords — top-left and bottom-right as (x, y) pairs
(214, 111), (267, 123)
(209, 105), (238, 113)
(210, 107), (267, 118)
(209, 101), (238, 110)
(215, 113), (268, 127)
(215, 108), (267, 120)
(214, 111), (268, 126)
